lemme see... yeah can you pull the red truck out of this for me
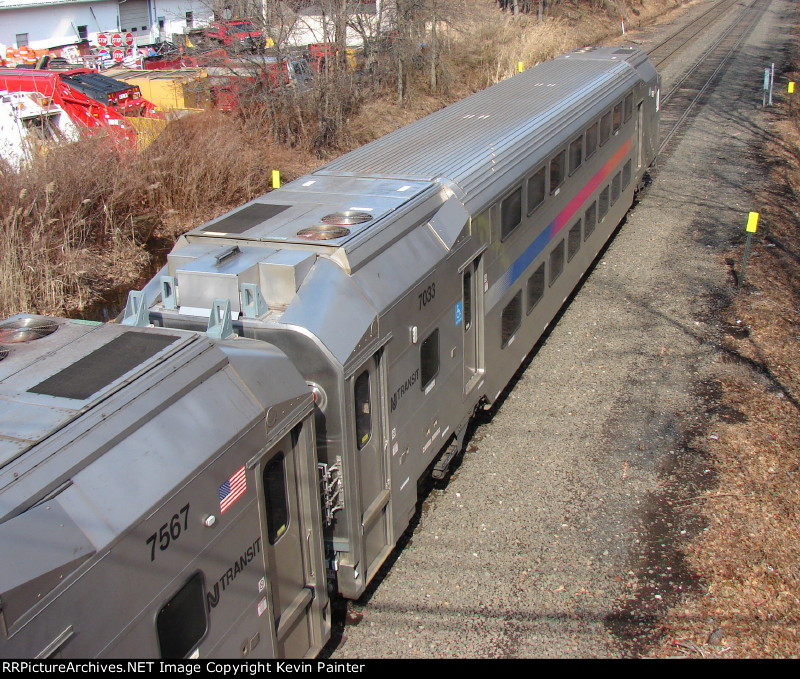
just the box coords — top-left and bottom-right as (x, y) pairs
(202, 20), (265, 52)
(0, 67), (161, 145)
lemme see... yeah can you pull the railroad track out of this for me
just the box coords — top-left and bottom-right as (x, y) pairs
(646, 0), (750, 69)
(655, 0), (772, 154)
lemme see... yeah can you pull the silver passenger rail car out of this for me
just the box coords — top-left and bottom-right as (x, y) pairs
(0, 45), (660, 660)
(139, 45), (659, 603)
(0, 316), (329, 658)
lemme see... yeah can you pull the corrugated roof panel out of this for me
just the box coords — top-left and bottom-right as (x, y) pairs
(315, 57), (635, 191)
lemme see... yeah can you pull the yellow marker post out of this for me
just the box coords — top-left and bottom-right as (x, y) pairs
(740, 211), (759, 287)
(271, 170), (281, 189)
(517, 61), (524, 74)
(789, 82), (796, 94)
(746, 211), (759, 233)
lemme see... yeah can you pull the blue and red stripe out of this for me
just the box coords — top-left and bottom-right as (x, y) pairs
(487, 139), (632, 311)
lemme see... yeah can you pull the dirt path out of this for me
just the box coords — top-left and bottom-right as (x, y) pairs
(326, 0), (797, 658)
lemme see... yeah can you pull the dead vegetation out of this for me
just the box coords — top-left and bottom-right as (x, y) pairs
(649, 59), (800, 658)
(0, 112), (313, 319)
(0, 0), (686, 319)
(10, 0), (798, 659)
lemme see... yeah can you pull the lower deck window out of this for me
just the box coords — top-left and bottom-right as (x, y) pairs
(567, 220), (581, 262)
(622, 159), (632, 190)
(420, 329), (440, 389)
(157, 572), (207, 659)
(598, 186), (609, 221)
(611, 172), (621, 205)
(584, 201), (597, 240)
(527, 263), (545, 314)
(501, 291), (522, 347)
(549, 240), (565, 286)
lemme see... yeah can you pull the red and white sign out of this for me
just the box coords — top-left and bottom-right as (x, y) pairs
(124, 32), (134, 46)
(111, 33), (123, 47)
(97, 33), (109, 46)
(112, 48), (124, 62)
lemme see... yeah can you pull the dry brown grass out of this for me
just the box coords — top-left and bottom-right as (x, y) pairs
(0, 112), (314, 319)
(0, 1), (688, 320)
(649, 68), (800, 658)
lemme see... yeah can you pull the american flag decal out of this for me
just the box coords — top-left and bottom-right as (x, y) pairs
(219, 466), (247, 513)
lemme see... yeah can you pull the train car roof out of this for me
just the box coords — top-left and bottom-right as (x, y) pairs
(0, 316), (308, 520)
(178, 46), (654, 260)
(315, 45), (652, 199)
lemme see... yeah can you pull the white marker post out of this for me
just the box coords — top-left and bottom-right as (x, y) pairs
(763, 68), (770, 107)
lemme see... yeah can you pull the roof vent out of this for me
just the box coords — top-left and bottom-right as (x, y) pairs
(321, 211), (373, 226)
(296, 225), (351, 240)
(0, 346), (8, 361)
(0, 318), (58, 343)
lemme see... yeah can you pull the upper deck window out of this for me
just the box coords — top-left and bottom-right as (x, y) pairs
(585, 122), (598, 159)
(501, 187), (522, 240)
(612, 102), (622, 133)
(527, 167), (546, 214)
(624, 92), (634, 122)
(599, 111), (611, 146)
(550, 150), (566, 193)
(568, 136), (582, 176)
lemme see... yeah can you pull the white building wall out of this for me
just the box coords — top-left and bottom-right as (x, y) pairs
(0, 0), (386, 54)
(149, 0), (213, 41)
(0, 2), (119, 50)
(285, 2), (385, 49)
(0, 0), (213, 53)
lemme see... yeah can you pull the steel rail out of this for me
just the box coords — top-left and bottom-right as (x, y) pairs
(658, 0), (771, 154)
(646, 0), (748, 69)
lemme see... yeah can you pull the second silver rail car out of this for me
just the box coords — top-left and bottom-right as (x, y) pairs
(0, 45), (659, 659)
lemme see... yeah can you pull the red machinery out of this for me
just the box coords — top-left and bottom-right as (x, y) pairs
(308, 42), (336, 72)
(0, 68), (161, 144)
(203, 20), (264, 50)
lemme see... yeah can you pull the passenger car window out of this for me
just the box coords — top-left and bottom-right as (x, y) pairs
(263, 453), (289, 544)
(611, 171), (621, 205)
(527, 264), (545, 314)
(463, 269), (472, 332)
(550, 150), (566, 193)
(354, 370), (371, 450)
(527, 167), (546, 214)
(568, 220), (581, 262)
(624, 92), (634, 122)
(568, 136), (582, 175)
(549, 240), (564, 286)
(599, 186), (609, 220)
(501, 291), (522, 347)
(599, 112), (611, 146)
(420, 329), (440, 390)
(612, 102), (622, 133)
(157, 572), (207, 659)
(585, 122), (598, 158)
(501, 187), (522, 240)
(622, 159), (632, 190)
(584, 201), (597, 240)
